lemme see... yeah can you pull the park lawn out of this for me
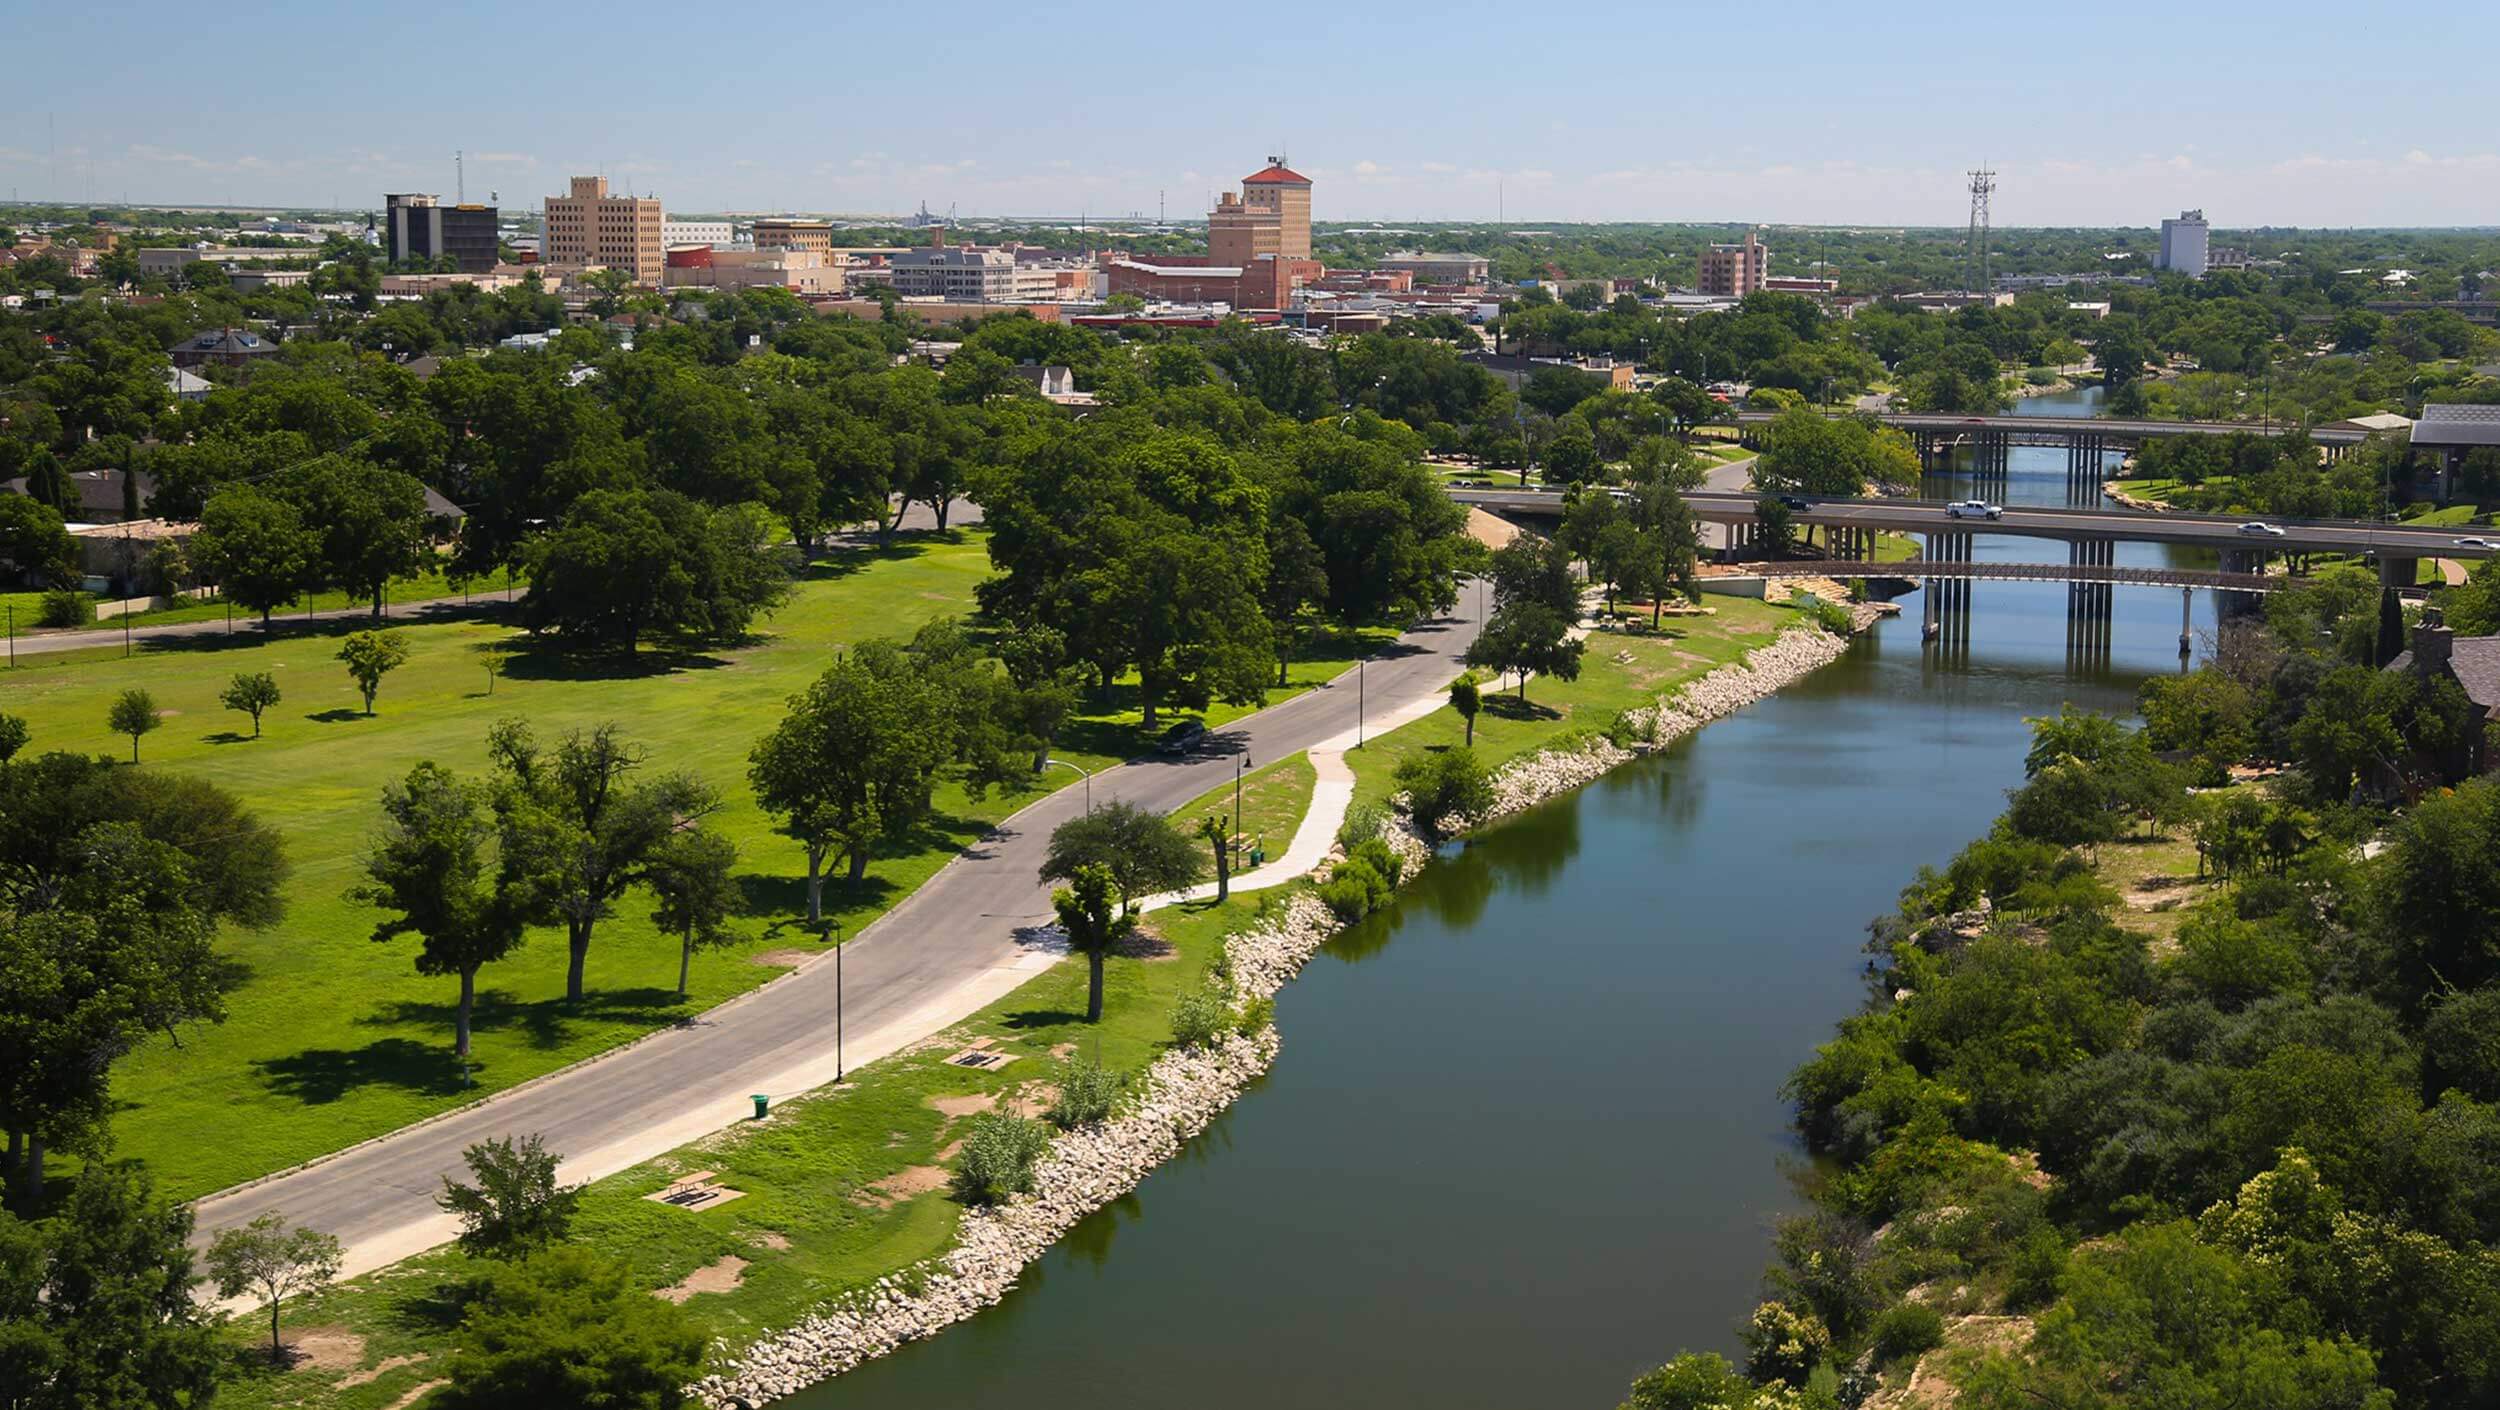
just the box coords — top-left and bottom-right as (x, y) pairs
(2, 567), (484, 639)
(1346, 595), (1804, 812)
(2087, 821), (2216, 952)
(1874, 532), (1922, 564)
(3, 529), (1385, 1200)
(1168, 752), (1319, 862)
(213, 888), (1276, 1410)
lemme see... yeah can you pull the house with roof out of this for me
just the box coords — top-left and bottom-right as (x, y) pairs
(169, 327), (278, 374)
(2385, 614), (2500, 777)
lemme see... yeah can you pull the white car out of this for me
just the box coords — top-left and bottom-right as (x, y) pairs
(2236, 521), (2288, 537)
(2456, 536), (2495, 550)
(1946, 500), (2003, 520)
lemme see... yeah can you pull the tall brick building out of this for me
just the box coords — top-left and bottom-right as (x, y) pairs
(1109, 159), (1321, 311)
(544, 176), (665, 285)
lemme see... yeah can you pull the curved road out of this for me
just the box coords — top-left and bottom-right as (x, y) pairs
(191, 587), (1486, 1278)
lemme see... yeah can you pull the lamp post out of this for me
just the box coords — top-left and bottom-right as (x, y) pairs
(1356, 656), (1368, 749)
(1044, 756), (1093, 814)
(1234, 752), (1254, 833)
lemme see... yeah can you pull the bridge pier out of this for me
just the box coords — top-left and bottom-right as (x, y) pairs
(2067, 538), (2114, 657)
(2180, 586), (2194, 656)
(2217, 549), (2266, 620)
(2066, 432), (2110, 507)
(1924, 530), (1973, 650)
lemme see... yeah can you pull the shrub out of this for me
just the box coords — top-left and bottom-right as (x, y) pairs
(440, 1246), (708, 1410)
(1798, 593), (1855, 636)
(439, 1134), (583, 1259)
(1171, 988), (1233, 1049)
(1236, 995), (1275, 1035)
(1741, 1299), (1829, 1387)
(1395, 748), (1495, 843)
(1870, 1302), (1946, 1364)
(1349, 837), (1403, 888)
(1318, 875), (1373, 923)
(1044, 1058), (1123, 1130)
(1336, 800), (1389, 853)
(1605, 708), (1649, 749)
(953, 1112), (1052, 1205)
(37, 588), (87, 627)
(2004, 1224), (2070, 1310)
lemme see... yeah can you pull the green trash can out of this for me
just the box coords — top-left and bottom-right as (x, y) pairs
(751, 1094), (770, 1119)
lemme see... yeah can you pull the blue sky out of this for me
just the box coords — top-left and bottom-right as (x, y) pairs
(7, 0), (2493, 227)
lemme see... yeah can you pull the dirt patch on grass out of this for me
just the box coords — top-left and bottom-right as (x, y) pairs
(286, 1328), (365, 1372)
(1006, 1083), (1060, 1118)
(337, 1354), (426, 1390)
(655, 1254), (748, 1303)
(935, 1139), (963, 1162)
(854, 1165), (951, 1210)
(746, 1230), (792, 1251)
(926, 1093), (997, 1119)
(386, 1379), (448, 1410)
(750, 948), (818, 969)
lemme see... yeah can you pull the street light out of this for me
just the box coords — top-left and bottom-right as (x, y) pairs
(1043, 756), (1093, 814)
(1234, 752), (1255, 833)
(1356, 656), (1368, 749)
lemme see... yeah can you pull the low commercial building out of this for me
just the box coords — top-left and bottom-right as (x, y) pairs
(815, 297), (1064, 324)
(663, 247), (846, 296)
(752, 219), (834, 254)
(882, 247), (1017, 302)
(1378, 251), (1489, 285)
(661, 220), (735, 249)
(228, 267), (313, 292)
(2412, 404), (2500, 498)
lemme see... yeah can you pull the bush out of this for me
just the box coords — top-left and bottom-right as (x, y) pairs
(1605, 708), (1650, 749)
(1741, 1299), (1830, 1387)
(1349, 836), (1403, 888)
(1236, 995), (1275, 1036)
(1336, 800), (1389, 853)
(1870, 1302), (1946, 1364)
(1395, 748), (1495, 843)
(1044, 1058), (1123, 1130)
(37, 588), (87, 627)
(440, 1246), (709, 1410)
(1171, 987), (1233, 1049)
(1798, 593), (1855, 636)
(953, 1112), (1052, 1205)
(1318, 875), (1373, 923)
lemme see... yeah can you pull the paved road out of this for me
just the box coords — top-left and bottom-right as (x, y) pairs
(191, 587), (1486, 1278)
(1730, 407), (2373, 446)
(1456, 487), (2497, 563)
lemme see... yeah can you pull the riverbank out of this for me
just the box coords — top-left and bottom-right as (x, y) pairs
(692, 611), (1875, 1407)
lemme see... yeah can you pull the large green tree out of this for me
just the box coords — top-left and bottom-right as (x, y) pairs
(747, 647), (951, 924)
(352, 761), (527, 1058)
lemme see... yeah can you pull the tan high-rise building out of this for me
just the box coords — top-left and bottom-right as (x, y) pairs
(1207, 158), (1311, 267)
(543, 176), (665, 284)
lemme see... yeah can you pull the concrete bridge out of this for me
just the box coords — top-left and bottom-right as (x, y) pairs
(1729, 408), (2376, 452)
(1452, 486), (2485, 588)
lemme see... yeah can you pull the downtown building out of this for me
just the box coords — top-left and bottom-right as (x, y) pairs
(1697, 230), (1767, 297)
(383, 193), (500, 273)
(543, 176), (665, 284)
(1107, 159), (1323, 312)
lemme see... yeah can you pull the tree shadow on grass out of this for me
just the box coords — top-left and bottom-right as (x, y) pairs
(1000, 1007), (1086, 1031)
(1481, 693), (1563, 722)
(305, 708), (368, 724)
(201, 730), (253, 745)
(250, 1038), (475, 1106)
(252, 988), (692, 1104)
(359, 986), (691, 1054)
(497, 644), (733, 683)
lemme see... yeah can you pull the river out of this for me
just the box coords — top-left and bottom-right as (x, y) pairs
(783, 387), (2201, 1408)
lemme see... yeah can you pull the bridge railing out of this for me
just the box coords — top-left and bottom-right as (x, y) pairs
(1736, 560), (2277, 592)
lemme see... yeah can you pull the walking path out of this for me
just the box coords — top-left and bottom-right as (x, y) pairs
(190, 586), (1486, 1282)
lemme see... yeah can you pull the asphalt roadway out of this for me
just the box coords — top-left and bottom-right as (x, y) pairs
(189, 580), (1487, 1278)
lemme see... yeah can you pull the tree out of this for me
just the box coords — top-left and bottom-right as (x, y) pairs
(644, 825), (738, 997)
(279, 459), (433, 617)
(1039, 801), (1204, 916)
(105, 688), (158, 763)
(352, 761), (525, 1058)
(0, 495), (75, 588)
(1462, 536), (1586, 704)
(193, 485), (312, 624)
(1450, 674), (1483, 747)
(0, 714), (25, 764)
(493, 721), (709, 1002)
(1051, 862), (1137, 1023)
(335, 629), (408, 715)
(0, 1162), (222, 1408)
(205, 1212), (344, 1363)
(1196, 813), (1240, 904)
(437, 1133), (582, 1259)
(220, 671), (282, 738)
(1396, 748), (1496, 842)
(439, 1247), (708, 1410)
(2377, 776), (2500, 1001)
(520, 489), (791, 651)
(748, 649), (951, 924)
(1751, 496), (1796, 560)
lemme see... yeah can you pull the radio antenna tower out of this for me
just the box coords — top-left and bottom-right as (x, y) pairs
(1963, 165), (1996, 296)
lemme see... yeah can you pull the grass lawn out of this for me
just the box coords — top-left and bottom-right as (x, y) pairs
(213, 887), (1273, 1410)
(1167, 753), (1319, 862)
(1873, 532), (1922, 563)
(1, 567), (485, 638)
(3, 529), (1387, 1200)
(2089, 825), (2215, 952)
(1346, 596), (1803, 811)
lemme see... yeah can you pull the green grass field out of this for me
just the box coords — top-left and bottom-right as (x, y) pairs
(3, 529), (1389, 1199)
(216, 882), (1269, 1410)
(1167, 753), (1320, 862)
(2, 567), (487, 639)
(1347, 597), (1802, 810)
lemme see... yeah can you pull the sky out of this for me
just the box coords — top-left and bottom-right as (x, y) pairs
(6, 0), (2494, 229)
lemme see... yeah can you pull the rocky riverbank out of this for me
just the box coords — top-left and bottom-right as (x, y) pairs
(692, 615), (1874, 1408)
(692, 897), (1339, 1409)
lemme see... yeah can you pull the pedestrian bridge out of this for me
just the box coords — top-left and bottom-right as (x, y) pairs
(1736, 559), (2279, 593)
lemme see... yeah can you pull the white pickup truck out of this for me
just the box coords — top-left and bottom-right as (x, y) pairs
(1946, 500), (2004, 520)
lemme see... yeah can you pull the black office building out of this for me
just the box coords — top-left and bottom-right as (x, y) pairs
(383, 193), (500, 273)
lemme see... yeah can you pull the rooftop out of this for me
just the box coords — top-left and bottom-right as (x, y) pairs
(2414, 403), (2500, 448)
(1242, 162), (1311, 186)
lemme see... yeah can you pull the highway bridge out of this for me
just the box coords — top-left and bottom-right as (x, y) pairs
(1729, 408), (2377, 449)
(1451, 486), (2489, 587)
